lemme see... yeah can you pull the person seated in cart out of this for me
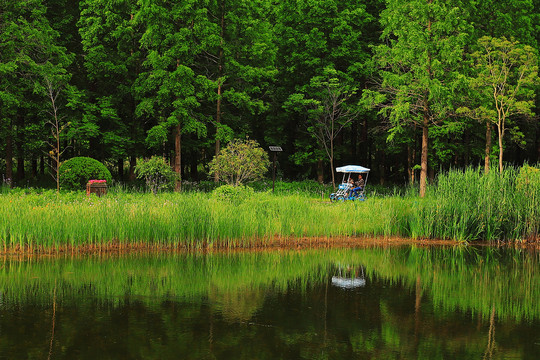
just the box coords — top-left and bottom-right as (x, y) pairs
(345, 177), (354, 197)
(350, 174), (364, 197)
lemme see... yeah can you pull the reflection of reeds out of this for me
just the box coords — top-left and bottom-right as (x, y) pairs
(0, 251), (332, 307)
(357, 246), (540, 322)
(0, 246), (537, 322)
(0, 167), (538, 251)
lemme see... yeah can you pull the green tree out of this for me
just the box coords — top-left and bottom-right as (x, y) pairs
(274, 0), (374, 182)
(135, 0), (214, 191)
(0, 0), (72, 186)
(40, 73), (71, 192)
(463, 0), (538, 172)
(286, 67), (359, 188)
(364, 0), (469, 197)
(209, 139), (269, 186)
(78, 0), (145, 179)
(464, 36), (538, 173)
(198, 0), (276, 182)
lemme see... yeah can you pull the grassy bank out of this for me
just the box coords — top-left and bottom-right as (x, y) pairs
(0, 167), (538, 251)
(0, 190), (404, 251)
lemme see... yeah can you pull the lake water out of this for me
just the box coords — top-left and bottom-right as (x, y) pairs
(0, 245), (538, 359)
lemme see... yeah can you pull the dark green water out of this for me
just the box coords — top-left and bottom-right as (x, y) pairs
(0, 246), (538, 359)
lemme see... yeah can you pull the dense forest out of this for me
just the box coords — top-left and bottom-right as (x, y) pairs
(1, 0), (539, 190)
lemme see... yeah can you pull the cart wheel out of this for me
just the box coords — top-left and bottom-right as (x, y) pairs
(330, 194), (336, 202)
(337, 195), (345, 202)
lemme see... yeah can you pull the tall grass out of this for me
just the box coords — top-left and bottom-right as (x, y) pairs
(409, 166), (540, 241)
(0, 166), (538, 251)
(0, 190), (370, 250)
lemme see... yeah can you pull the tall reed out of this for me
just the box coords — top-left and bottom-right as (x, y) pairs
(0, 166), (538, 251)
(411, 166), (540, 241)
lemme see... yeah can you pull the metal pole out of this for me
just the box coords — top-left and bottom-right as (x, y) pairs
(272, 152), (276, 192)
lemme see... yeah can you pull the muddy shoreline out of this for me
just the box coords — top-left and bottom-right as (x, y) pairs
(1, 235), (538, 257)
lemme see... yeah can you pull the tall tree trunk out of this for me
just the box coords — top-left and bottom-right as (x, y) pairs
(407, 144), (414, 184)
(485, 122), (492, 173)
(55, 127), (60, 192)
(190, 150), (198, 181)
(214, 80), (222, 182)
(214, 1), (225, 182)
(5, 124), (13, 186)
(317, 158), (324, 184)
(31, 158), (37, 179)
(420, 9), (432, 198)
(497, 124), (504, 173)
(174, 123), (182, 191)
(118, 158), (124, 181)
(16, 116), (25, 181)
(330, 137), (335, 189)
(419, 114), (429, 198)
(129, 156), (136, 181)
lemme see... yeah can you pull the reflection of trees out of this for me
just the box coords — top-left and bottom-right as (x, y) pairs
(0, 248), (537, 359)
(483, 306), (496, 360)
(47, 279), (57, 360)
(208, 285), (266, 322)
(356, 246), (540, 321)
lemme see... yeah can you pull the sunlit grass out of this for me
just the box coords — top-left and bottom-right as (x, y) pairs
(0, 166), (538, 251)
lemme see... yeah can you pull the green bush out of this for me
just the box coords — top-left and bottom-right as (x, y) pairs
(208, 139), (270, 186)
(212, 184), (254, 203)
(135, 156), (178, 194)
(516, 164), (540, 196)
(59, 157), (112, 190)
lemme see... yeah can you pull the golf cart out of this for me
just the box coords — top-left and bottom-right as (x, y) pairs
(329, 165), (370, 202)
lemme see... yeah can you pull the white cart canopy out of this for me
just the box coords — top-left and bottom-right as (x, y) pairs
(336, 165), (370, 173)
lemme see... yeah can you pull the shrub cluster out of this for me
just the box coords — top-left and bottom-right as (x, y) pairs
(135, 156), (178, 194)
(212, 184), (255, 203)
